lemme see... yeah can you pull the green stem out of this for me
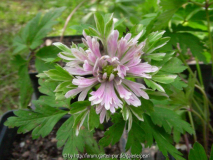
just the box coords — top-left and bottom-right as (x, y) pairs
(195, 57), (204, 89)
(187, 105), (197, 142)
(178, 49), (201, 86)
(188, 0), (204, 7)
(205, 0), (213, 74)
(192, 98), (205, 119)
(191, 109), (205, 127)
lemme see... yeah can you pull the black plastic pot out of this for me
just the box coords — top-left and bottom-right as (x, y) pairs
(29, 35), (83, 99)
(183, 63), (212, 91)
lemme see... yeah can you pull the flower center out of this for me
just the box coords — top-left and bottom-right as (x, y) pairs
(103, 65), (118, 76)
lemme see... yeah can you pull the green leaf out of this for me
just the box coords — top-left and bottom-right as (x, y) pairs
(146, 90), (169, 100)
(152, 74), (177, 84)
(56, 116), (85, 160)
(140, 98), (154, 114)
(188, 142), (208, 160)
(44, 65), (73, 81)
(125, 122), (145, 154)
(53, 42), (72, 54)
(38, 79), (70, 108)
(146, 53), (166, 61)
(129, 105), (144, 121)
(144, 79), (165, 92)
(171, 76), (187, 90)
(99, 113), (125, 146)
(161, 57), (187, 73)
(11, 55), (27, 68)
(210, 145), (213, 160)
(142, 115), (185, 160)
(163, 32), (207, 62)
(13, 7), (65, 54)
(94, 13), (105, 35)
(70, 24), (94, 33)
(73, 110), (89, 135)
(18, 65), (33, 108)
(70, 101), (90, 114)
(153, 0), (187, 30)
(105, 14), (114, 38)
(88, 27), (100, 37)
(88, 107), (100, 131)
(122, 105), (131, 121)
(38, 78), (58, 96)
(150, 107), (194, 134)
(4, 102), (68, 139)
(35, 58), (55, 73)
(36, 45), (61, 63)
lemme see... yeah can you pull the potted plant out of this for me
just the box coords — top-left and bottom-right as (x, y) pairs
(3, 12), (206, 160)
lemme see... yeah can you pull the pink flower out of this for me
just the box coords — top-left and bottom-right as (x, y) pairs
(60, 30), (158, 123)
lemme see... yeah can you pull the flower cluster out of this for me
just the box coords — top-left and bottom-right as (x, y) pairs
(58, 29), (158, 123)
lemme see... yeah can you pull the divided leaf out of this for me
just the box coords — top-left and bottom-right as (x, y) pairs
(125, 122), (145, 154)
(141, 115), (185, 160)
(150, 107), (194, 134)
(44, 64), (73, 81)
(4, 102), (68, 139)
(13, 7), (65, 54)
(99, 113), (125, 147)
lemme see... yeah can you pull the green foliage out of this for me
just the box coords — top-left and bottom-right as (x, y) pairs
(188, 142), (208, 160)
(144, 79), (165, 92)
(150, 107), (194, 134)
(88, 107), (100, 131)
(142, 115), (185, 160)
(56, 116), (104, 160)
(37, 78), (70, 108)
(94, 13), (105, 36)
(44, 64), (73, 81)
(12, 7), (65, 55)
(125, 122), (145, 154)
(163, 32), (207, 62)
(4, 102), (68, 139)
(18, 64), (33, 108)
(161, 57), (187, 73)
(36, 46), (61, 63)
(99, 113), (125, 146)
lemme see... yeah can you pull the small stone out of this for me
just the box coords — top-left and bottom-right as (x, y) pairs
(51, 138), (58, 143)
(22, 151), (30, 158)
(20, 142), (25, 147)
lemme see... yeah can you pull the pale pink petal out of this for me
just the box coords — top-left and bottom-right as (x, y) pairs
(58, 53), (76, 60)
(100, 107), (106, 123)
(65, 88), (84, 98)
(122, 79), (149, 99)
(124, 33), (131, 41)
(65, 66), (92, 76)
(71, 48), (87, 61)
(78, 87), (91, 101)
(127, 63), (158, 77)
(83, 60), (93, 71)
(107, 30), (119, 57)
(125, 93), (141, 107)
(117, 65), (129, 79)
(115, 84), (132, 99)
(72, 77), (98, 88)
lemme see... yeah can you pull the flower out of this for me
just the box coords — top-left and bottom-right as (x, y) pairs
(59, 30), (158, 123)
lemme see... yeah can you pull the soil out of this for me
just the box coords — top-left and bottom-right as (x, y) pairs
(8, 120), (120, 160)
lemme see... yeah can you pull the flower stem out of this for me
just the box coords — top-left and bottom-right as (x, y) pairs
(205, 0), (213, 74)
(195, 57), (204, 89)
(187, 105), (197, 142)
